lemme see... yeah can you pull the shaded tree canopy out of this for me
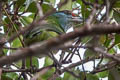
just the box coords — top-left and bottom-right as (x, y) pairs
(0, 0), (120, 80)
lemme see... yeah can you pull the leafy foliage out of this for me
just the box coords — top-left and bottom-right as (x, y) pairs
(0, 0), (120, 80)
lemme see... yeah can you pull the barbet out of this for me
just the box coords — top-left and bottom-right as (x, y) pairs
(24, 11), (75, 46)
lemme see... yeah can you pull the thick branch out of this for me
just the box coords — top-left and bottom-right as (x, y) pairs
(0, 24), (120, 67)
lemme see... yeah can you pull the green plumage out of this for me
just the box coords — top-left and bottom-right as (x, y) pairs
(24, 11), (73, 46)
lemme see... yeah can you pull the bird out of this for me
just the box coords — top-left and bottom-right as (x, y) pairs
(23, 10), (77, 66)
(24, 10), (75, 46)
(23, 11), (79, 68)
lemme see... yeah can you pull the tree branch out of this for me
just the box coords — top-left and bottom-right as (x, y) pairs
(0, 23), (120, 67)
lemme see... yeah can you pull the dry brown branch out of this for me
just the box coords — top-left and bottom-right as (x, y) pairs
(0, 23), (119, 67)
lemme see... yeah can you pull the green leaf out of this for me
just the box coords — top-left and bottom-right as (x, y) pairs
(41, 57), (55, 79)
(86, 73), (99, 80)
(97, 71), (108, 78)
(3, 49), (8, 55)
(44, 57), (53, 66)
(16, 0), (25, 7)
(113, 1), (120, 8)
(26, 57), (39, 68)
(84, 36), (101, 58)
(81, 36), (93, 44)
(104, 36), (111, 47)
(4, 17), (10, 24)
(56, 77), (62, 80)
(2, 73), (19, 80)
(80, 2), (91, 20)
(15, 60), (22, 68)
(1, 75), (12, 80)
(49, 0), (56, 6)
(115, 34), (120, 44)
(79, 71), (86, 80)
(42, 4), (53, 14)
(41, 67), (55, 80)
(26, 1), (37, 13)
(20, 13), (34, 26)
(63, 72), (77, 80)
(44, 0), (50, 2)
(59, 0), (72, 11)
(113, 10), (120, 23)
(76, 0), (82, 4)
(108, 48), (116, 54)
(99, 35), (106, 44)
(84, 48), (99, 59)
(21, 16), (33, 25)
(12, 38), (22, 48)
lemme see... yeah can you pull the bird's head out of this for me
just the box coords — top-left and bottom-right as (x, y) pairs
(47, 10), (77, 32)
